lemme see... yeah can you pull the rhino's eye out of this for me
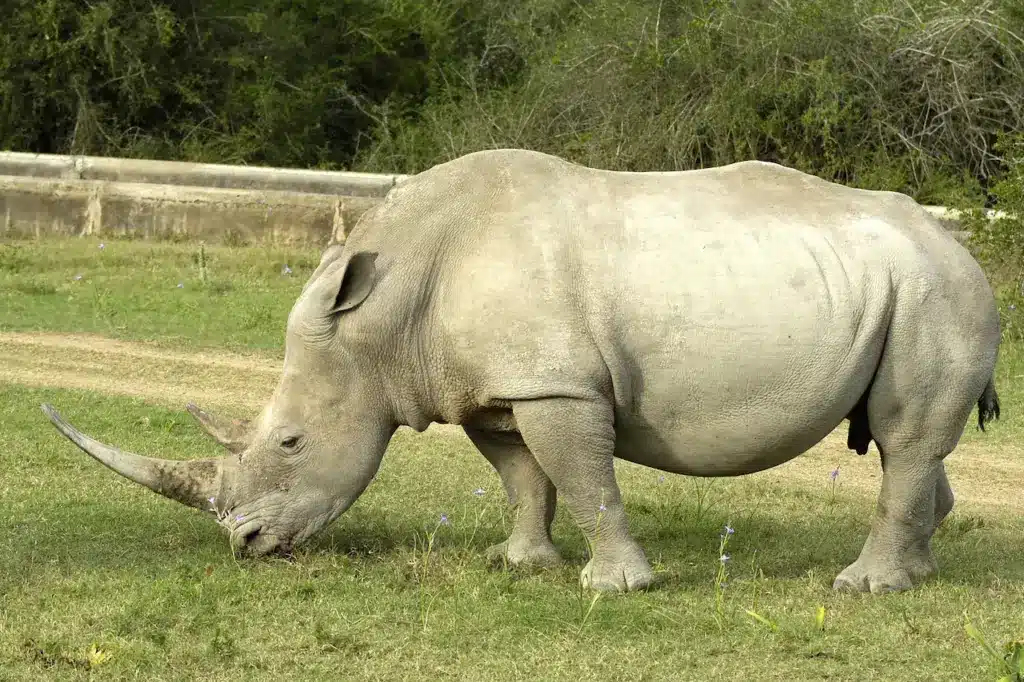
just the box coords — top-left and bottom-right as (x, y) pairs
(280, 436), (301, 450)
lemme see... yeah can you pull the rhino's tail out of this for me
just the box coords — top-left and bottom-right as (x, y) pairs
(977, 376), (1001, 432)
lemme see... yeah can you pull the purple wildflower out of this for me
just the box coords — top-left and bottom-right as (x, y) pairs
(658, 475), (665, 483)
(282, 264), (293, 275)
(598, 503), (607, 512)
(830, 466), (841, 481)
(472, 488), (485, 497)
(98, 243), (105, 250)
(724, 524), (734, 535)
(1010, 304), (1017, 311)
(720, 554), (730, 563)
(440, 514), (450, 526)
(73, 274), (83, 281)
(235, 515), (245, 522)
(177, 282), (184, 289)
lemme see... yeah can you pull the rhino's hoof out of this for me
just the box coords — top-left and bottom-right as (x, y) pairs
(485, 538), (563, 569)
(581, 554), (654, 592)
(833, 546), (938, 594)
(832, 563), (915, 594)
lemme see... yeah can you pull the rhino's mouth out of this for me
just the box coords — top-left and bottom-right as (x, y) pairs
(221, 510), (292, 556)
(243, 530), (290, 556)
(231, 522), (266, 551)
(231, 523), (293, 556)
(234, 505), (348, 555)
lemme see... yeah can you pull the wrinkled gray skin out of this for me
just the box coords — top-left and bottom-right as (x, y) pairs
(44, 149), (1003, 594)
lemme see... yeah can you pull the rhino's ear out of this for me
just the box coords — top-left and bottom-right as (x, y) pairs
(321, 251), (378, 315)
(301, 242), (348, 295)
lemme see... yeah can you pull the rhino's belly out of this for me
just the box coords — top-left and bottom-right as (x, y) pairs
(595, 228), (894, 476)
(609, 342), (881, 477)
(613, 410), (847, 477)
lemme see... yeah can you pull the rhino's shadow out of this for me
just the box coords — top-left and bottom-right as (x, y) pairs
(9, 495), (1019, 592)
(307, 502), (1023, 592)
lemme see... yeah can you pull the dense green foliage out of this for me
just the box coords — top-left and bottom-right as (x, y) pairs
(0, 0), (469, 167)
(2, 0), (1023, 203)
(958, 133), (1024, 341)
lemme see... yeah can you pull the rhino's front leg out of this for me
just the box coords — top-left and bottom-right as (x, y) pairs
(464, 427), (563, 568)
(512, 398), (653, 592)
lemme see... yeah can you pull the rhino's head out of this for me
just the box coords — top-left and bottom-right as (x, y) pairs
(42, 246), (398, 555)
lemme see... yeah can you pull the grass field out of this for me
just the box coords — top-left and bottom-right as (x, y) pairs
(1, 238), (1022, 681)
(0, 238), (322, 354)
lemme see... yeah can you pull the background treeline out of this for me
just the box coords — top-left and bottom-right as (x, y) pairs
(1, 0), (1023, 205)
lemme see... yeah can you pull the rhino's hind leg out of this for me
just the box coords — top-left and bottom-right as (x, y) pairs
(512, 398), (654, 592)
(832, 444), (944, 594)
(833, 303), (992, 594)
(463, 427), (563, 568)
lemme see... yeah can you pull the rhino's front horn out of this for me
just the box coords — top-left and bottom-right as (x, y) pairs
(186, 403), (252, 454)
(42, 404), (230, 513)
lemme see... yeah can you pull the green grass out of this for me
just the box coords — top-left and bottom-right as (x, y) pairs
(0, 238), (323, 354)
(1, 236), (1023, 680)
(1, 385), (1022, 681)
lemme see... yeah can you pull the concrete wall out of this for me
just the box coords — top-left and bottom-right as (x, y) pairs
(0, 175), (380, 246)
(1, 151), (391, 245)
(0, 151), (409, 196)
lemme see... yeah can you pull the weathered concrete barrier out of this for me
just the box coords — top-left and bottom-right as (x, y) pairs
(0, 151), (409, 197)
(0, 175), (380, 245)
(921, 206), (973, 243)
(921, 205), (1012, 242)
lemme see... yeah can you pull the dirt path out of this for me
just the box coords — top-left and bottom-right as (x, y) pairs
(2, 330), (1020, 516)
(0, 331), (280, 414)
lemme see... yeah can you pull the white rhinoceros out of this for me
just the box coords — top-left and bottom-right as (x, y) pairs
(43, 149), (1002, 594)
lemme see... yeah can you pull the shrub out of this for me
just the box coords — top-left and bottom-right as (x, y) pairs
(958, 133), (1024, 340)
(357, 0), (1024, 205)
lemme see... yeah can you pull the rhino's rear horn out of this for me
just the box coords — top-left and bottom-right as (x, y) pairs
(186, 403), (252, 454)
(42, 403), (228, 512)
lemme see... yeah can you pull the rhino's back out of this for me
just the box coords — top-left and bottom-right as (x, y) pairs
(372, 148), (960, 266)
